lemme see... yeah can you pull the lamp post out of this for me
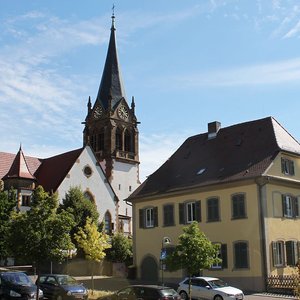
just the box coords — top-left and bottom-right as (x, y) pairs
(161, 237), (171, 286)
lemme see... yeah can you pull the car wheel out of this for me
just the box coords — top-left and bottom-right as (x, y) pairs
(214, 295), (223, 300)
(179, 291), (188, 300)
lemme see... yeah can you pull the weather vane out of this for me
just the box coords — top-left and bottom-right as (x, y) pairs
(112, 4), (115, 17)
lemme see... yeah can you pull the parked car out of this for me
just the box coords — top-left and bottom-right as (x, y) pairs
(36, 274), (88, 300)
(177, 276), (244, 300)
(100, 285), (182, 300)
(0, 271), (43, 300)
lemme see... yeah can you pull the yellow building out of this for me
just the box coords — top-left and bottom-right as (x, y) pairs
(128, 117), (300, 292)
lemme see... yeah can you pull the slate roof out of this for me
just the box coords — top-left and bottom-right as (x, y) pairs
(0, 148), (83, 193)
(95, 16), (126, 110)
(128, 117), (300, 201)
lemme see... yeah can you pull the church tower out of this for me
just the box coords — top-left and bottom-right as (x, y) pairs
(83, 13), (140, 234)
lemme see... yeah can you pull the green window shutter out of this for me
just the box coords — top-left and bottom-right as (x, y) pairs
(195, 200), (201, 222)
(139, 209), (144, 228)
(282, 195), (286, 217)
(281, 158), (285, 173)
(290, 160), (295, 175)
(179, 203), (185, 224)
(153, 207), (158, 227)
(221, 244), (228, 269)
(293, 197), (299, 218)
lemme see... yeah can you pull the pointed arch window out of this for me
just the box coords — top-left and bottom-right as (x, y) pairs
(83, 191), (94, 203)
(97, 129), (105, 151)
(105, 211), (112, 234)
(116, 128), (122, 151)
(124, 129), (133, 152)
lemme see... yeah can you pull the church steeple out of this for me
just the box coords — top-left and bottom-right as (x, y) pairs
(95, 13), (126, 110)
(83, 13), (139, 176)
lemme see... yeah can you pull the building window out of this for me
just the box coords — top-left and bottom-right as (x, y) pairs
(163, 204), (174, 227)
(83, 165), (92, 177)
(116, 128), (122, 151)
(234, 241), (249, 269)
(232, 193), (246, 219)
(286, 241), (298, 266)
(211, 243), (227, 269)
(139, 207), (158, 229)
(21, 195), (31, 206)
(281, 157), (295, 176)
(272, 241), (285, 267)
(97, 130), (105, 151)
(207, 197), (220, 222)
(179, 201), (201, 224)
(104, 211), (112, 234)
(282, 195), (299, 218)
(83, 191), (94, 202)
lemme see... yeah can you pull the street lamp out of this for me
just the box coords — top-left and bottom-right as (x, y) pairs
(160, 236), (171, 286)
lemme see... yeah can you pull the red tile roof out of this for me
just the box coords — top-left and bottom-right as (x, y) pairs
(128, 117), (300, 201)
(0, 148), (83, 193)
(3, 147), (35, 180)
(36, 148), (83, 192)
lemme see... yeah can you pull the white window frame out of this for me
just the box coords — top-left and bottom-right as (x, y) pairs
(273, 241), (285, 267)
(145, 207), (154, 228)
(186, 202), (196, 223)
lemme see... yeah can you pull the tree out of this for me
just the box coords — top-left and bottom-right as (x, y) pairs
(0, 185), (16, 263)
(105, 233), (133, 265)
(7, 186), (75, 270)
(166, 222), (220, 300)
(59, 187), (99, 252)
(74, 217), (111, 293)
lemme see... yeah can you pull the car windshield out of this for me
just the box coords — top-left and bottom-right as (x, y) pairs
(208, 279), (228, 288)
(2, 273), (32, 286)
(56, 275), (77, 285)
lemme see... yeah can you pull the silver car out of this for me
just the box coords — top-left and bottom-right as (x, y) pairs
(177, 276), (244, 300)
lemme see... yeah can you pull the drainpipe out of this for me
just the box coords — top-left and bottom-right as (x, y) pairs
(256, 177), (269, 291)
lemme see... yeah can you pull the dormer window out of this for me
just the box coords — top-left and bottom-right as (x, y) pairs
(281, 157), (295, 176)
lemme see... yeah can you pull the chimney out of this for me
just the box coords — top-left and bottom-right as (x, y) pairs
(208, 121), (221, 139)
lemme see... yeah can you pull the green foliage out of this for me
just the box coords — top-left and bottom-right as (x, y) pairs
(105, 233), (133, 264)
(74, 217), (111, 294)
(74, 217), (111, 262)
(59, 186), (99, 250)
(166, 222), (220, 300)
(166, 222), (220, 274)
(0, 188), (16, 261)
(7, 186), (75, 268)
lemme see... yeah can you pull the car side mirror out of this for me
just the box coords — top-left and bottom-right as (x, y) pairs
(205, 286), (211, 290)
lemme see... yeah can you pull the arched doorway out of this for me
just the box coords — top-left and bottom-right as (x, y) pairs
(140, 255), (158, 282)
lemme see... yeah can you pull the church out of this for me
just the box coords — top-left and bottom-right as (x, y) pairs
(0, 14), (140, 236)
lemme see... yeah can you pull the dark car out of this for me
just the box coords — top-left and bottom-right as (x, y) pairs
(101, 285), (181, 300)
(0, 271), (43, 300)
(36, 274), (87, 300)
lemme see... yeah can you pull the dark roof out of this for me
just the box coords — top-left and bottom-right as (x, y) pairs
(35, 148), (83, 192)
(0, 148), (83, 193)
(0, 151), (41, 180)
(129, 117), (300, 201)
(3, 146), (35, 180)
(95, 16), (126, 110)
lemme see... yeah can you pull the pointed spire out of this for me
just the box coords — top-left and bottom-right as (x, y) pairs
(131, 96), (135, 114)
(3, 146), (35, 180)
(96, 12), (126, 110)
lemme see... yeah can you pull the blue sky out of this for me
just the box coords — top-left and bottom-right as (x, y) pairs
(1, 0), (300, 181)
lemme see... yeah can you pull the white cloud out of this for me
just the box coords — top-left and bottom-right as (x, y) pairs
(169, 57), (300, 88)
(139, 132), (189, 181)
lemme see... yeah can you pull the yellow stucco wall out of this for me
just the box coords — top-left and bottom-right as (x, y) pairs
(133, 152), (300, 290)
(134, 183), (263, 280)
